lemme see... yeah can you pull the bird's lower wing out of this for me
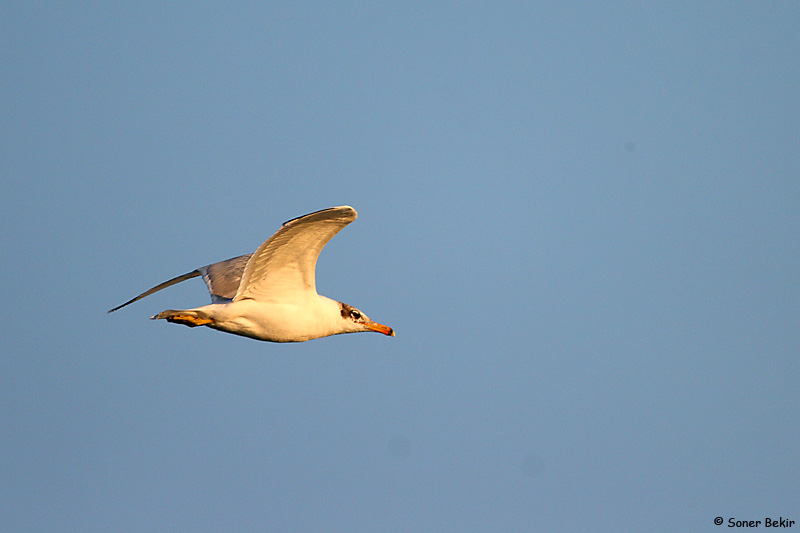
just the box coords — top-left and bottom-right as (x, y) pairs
(108, 254), (253, 313)
(108, 270), (201, 313)
(199, 254), (252, 302)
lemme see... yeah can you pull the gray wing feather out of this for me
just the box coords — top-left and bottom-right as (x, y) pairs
(198, 254), (252, 302)
(108, 254), (252, 312)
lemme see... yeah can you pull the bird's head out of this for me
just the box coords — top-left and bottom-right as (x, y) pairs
(338, 302), (394, 337)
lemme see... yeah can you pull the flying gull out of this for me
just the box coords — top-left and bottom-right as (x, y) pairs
(109, 206), (394, 342)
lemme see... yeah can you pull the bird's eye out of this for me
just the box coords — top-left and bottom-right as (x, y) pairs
(350, 310), (362, 321)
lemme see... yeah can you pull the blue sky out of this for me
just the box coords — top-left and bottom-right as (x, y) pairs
(2, 2), (798, 531)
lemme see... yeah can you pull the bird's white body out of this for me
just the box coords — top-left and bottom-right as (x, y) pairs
(109, 206), (394, 342)
(186, 296), (350, 342)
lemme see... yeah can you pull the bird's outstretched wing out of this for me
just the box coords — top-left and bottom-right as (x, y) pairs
(108, 254), (252, 313)
(198, 254), (252, 302)
(234, 206), (358, 305)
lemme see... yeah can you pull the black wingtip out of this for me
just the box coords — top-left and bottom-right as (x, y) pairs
(107, 269), (202, 315)
(107, 302), (129, 314)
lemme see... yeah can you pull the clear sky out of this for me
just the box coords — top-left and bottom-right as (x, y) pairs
(2, 2), (798, 531)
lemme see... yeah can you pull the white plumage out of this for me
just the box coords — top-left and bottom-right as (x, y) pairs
(109, 206), (394, 342)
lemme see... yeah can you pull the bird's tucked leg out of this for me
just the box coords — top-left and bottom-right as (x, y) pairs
(151, 310), (214, 327)
(167, 315), (213, 327)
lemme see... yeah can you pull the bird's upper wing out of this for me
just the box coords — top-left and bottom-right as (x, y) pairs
(233, 206), (358, 304)
(107, 254), (252, 313)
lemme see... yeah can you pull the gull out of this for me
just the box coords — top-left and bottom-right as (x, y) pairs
(109, 206), (394, 342)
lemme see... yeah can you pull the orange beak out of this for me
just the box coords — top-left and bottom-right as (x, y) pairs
(366, 321), (395, 336)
